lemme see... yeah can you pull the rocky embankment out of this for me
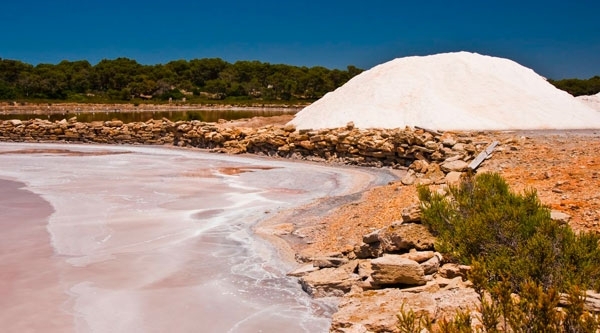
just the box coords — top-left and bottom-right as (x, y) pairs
(293, 203), (600, 332)
(0, 118), (492, 181)
(289, 206), (480, 332)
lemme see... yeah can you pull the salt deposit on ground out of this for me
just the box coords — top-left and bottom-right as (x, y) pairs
(289, 52), (600, 130)
(577, 92), (600, 111)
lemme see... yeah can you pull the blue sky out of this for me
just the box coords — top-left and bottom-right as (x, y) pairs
(1, 0), (598, 79)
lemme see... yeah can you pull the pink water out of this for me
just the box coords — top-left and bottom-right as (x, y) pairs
(0, 143), (390, 332)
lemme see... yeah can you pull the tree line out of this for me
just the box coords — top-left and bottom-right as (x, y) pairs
(548, 76), (600, 97)
(0, 58), (363, 103)
(0, 57), (598, 103)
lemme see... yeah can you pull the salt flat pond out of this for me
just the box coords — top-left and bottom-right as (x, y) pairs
(0, 143), (393, 332)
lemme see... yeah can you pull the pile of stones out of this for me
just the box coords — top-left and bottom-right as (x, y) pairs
(0, 118), (493, 182)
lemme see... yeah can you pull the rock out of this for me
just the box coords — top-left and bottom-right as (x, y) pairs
(105, 120), (124, 127)
(362, 230), (381, 244)
(424, 141), (440, 151)
(283, 123), (296, 132)
(331, 289), (436, 333)
(445, 171), (463, 185)
(9, 119), (22, 126)
(371, 255), (427, 286)
(585, 291), (600, 312)
(434, 288), (481, 321)
(287, 264), (320, 277)
(357, 260), (374, 279)
(399, 250), (435, 263)
(420, 252), (443, 275)
(299, 261), (360, 297)
(551, 210), (571, 225)
(578, 290), (600, 312)
(424, 163), (445, 183)
(331, 287), (480, 333)
(401, 170), (417, 185)
(442, 137), (457, 147)
(452, 142), (466, 151)
(463, 143), (477, 153)
(313, 256), (350, 268)
(409, 159), (429, 173)
(559, 291), (600, 313)
(379, 222), (436, 252)
(438, 263), (471, 280)
(401, 205), (421, 223)
(356, 260), (379, 290)
(440, 160), (469, 172)
(443, 154), (463, 163)
(354, 242), (383, 259)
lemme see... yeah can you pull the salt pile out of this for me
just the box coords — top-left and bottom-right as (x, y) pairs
(289, 52), (600, 130)
(577, 92), (600, 111)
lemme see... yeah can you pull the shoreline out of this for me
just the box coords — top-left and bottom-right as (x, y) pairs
(0, 102), (306, 115)
(254, 164), (400, 264)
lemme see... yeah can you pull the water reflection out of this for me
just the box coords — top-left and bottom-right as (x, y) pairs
(0, 109), (298, 123)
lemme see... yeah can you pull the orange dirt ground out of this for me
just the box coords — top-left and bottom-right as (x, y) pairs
(304, 130), (600, 255)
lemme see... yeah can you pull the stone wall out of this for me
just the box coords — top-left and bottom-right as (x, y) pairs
(0, 118), (490, 179)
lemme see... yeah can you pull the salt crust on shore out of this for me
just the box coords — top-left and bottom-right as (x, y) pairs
(290, 52), (600, 130)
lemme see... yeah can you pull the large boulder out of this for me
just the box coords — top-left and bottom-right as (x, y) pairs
(299, 261), (360, 297)
(371, 255), (427, 286)
(379, 222), (436, 252)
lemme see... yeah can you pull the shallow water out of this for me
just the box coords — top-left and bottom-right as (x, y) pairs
(0, 143), (392, 332)
(0, 109), (297, 123)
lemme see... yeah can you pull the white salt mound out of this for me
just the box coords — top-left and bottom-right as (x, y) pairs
(577, 92), (600, 111)
(289, 52), (600, 130)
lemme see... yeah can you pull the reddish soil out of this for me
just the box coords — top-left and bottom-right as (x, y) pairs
(303, 130), (600, 255)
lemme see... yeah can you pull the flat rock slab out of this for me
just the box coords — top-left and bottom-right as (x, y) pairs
(371, 255), (426, 286)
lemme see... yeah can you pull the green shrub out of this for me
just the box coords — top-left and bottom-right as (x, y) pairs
(418, 172), (600, 293)
(401, 172), (600, 332)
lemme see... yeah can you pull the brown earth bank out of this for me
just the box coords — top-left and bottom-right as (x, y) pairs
(1, 112), (599, 332)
